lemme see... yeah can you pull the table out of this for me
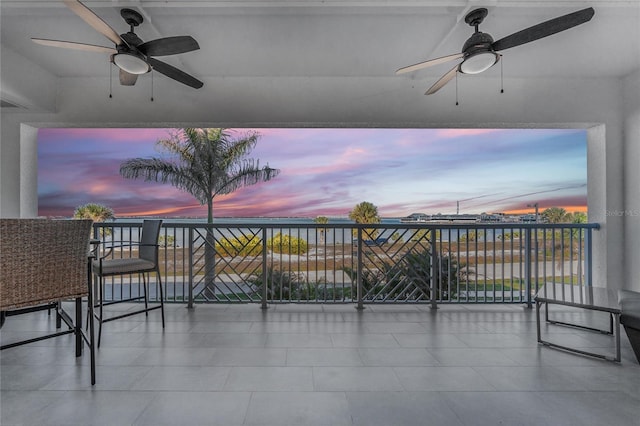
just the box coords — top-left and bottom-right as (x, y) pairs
(534, 283), (621, 362)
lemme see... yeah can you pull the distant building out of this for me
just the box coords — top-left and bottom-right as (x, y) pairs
(401, 212), (541, 224)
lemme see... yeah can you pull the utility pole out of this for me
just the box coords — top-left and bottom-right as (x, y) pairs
(527, 203), (539, 222)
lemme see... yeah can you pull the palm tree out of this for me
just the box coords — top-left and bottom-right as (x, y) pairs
(314, 216), (329, 244)
(571, 211), (587, 224)
(349, 201), (380, 239)
(539, 207), (585, 272)
(74, 203), (115, 221)
(120, 128), (280, 298)
(73, 203), (115, 237)
(541, 207), (571, 224)
(119, 128), (279, 223)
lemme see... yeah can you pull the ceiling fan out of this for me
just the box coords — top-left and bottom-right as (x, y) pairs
(396, 7), (595, 95)
(32, 0), (203, 89)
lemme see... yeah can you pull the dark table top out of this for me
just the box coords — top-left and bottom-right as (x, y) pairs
(534, 283), (620, 313)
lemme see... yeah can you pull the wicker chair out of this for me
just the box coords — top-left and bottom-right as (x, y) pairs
(0, 218), (96, 385)
(93, 219), (165, 347)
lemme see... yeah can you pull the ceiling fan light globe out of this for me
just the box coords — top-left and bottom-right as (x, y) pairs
(460, 51), (498, 75)
(113, 52), (150, 75)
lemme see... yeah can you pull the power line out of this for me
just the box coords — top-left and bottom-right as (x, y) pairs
(465, 183), (587, 210)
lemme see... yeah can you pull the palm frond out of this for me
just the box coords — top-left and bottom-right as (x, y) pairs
(119, 158), (209, 204)
(220, 132), (259, 167)
(215, 160), (280, 195)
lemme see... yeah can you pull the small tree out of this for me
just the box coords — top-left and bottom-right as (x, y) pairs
(349, 201), (381, 239)
(314, 216), (329, 244)
(73, 203), (114, 237)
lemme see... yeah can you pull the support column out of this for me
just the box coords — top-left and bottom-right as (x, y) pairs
(20, 124), (39, 218)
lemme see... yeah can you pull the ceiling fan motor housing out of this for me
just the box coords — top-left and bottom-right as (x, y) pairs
(121, 32), (144, 47)
(462, 32), (494, 54)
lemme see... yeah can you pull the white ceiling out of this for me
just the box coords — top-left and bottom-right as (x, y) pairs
(1, 0), (639, 116)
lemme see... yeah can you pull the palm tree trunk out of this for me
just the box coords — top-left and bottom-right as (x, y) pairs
(204, 199), (216, 299)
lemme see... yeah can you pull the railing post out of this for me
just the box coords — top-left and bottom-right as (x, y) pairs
(356, 227), (364, 310)
(187, 227), (194, 309)
(261, 228), (269, 310)
(533, 225), (539, 297)
(585, 227), (593, 288)
(430, 227), (437, 310)
(92, 224), (100, 304)
(524, 227), (532, 309)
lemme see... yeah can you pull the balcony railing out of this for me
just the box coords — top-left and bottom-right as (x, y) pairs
(92, 221), (599, 308)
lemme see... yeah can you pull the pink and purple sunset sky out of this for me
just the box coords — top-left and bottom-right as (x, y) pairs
(37, 128), (587, 218)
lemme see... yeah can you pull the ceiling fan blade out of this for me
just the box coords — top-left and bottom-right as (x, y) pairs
(396, 53), (464, 75)
(138, 36), (200, 57)
(425, 64), (459, 95)
(148, 58), (204, 89)
(119, 70), (138, 86)
(63, 0), (123, 46)
(492, 7), (595, 52)
(32, 38), (116, 54)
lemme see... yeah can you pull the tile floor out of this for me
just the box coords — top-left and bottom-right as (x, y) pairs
(1, 302), (640, 426)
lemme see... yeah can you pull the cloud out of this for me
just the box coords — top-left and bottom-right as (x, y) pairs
(37, 128), (587, 218)
(503, 194), (588, 214)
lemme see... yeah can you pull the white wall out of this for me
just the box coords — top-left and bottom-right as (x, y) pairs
(0, 68), (629, 289)
(623, 69), (640, 292)
(0, 119), (21, 218)
(0, 45), (57, 217)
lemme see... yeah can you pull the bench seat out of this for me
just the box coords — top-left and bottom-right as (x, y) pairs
(618, 289), (640, 363)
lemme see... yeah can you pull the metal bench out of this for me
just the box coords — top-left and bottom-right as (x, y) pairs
(619, 289), (640, 363)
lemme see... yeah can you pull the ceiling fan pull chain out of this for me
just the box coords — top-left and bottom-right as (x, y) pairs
(151, 71), (154, 102)
(455, 72), (459, 106)
(500, 55), (504, 94)
(109, 61), (113, 99)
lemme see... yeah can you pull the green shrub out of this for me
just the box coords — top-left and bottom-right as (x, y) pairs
(215, 235), (262, 256)
(343, 248), (469, 301)
(249, 268), (338, 301)
(410, 228), (438, 242)
(498, 231), (520, 241)
(159, 235), (176, 247)
(268, 232), (308, 255)
(342, 266), (387, 298)
(458, 230), (485, 242)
